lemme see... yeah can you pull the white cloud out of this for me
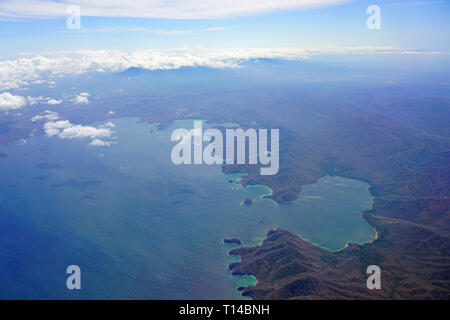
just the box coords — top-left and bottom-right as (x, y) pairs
(31, 110), (59, 122)
(0, 92), (64, 112)
(89, 139), (112, 147)
(94, 26), (188, 35)
(101, 121), (115, 128)
(389, 1), (444, 7)
(26, 96), (63, 105)
(43, 118), (115, 147)
(71, 92), (90, 104)
(43, 120), (72, 137)
(206, 27), (227, 31)
(57, 124), (111, 140)
(47, 98), (63, 105)
(0, 0), (349, 19)
(2, 46), (449, 93)
(1, 46), (432, 91)
(0, 92), (26, 111)
(26, 96), (45, 105)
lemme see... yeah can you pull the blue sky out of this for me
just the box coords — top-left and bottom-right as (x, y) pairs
(0, 0), (449, 57)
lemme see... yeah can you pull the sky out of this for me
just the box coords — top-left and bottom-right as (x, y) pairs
(0, 0), (449, 57)
(0, 0), (449, 99)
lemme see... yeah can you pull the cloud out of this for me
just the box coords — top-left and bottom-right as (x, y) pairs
(389, 1), (444, 6)
(26, 95), (63, 105)
(47, 98), (63, 105)
(57, 124), (110, 139)
(43, 120), (72, 137)
(94, 26), (188, 35)
(89, 139), (112, 147)
(0, 92), (64, 112)
(1, 47), (448, 91)
(26, 96), (44, 105)
(43, 118), (115, 146)
(101, 121), (115, 128)
(71, 92), (90, 104)
(1, 46), (438, 91)
(31, 110), (59, 122)
(0, 0), (349, 19)
(206, 27), (226, 31)
(0, 92), (26, 111)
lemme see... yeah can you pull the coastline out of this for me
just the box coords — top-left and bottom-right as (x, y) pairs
(223, 174), (379, 297)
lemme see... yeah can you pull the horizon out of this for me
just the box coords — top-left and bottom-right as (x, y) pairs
(0, 0), (449, 56)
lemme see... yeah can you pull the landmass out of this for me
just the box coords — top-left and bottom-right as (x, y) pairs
(1, 65), (449, 299)
(229, 227), (450, 299)
(220, 102), (450, 299)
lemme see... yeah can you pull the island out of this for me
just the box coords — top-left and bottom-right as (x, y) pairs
(222, 238), (242, 245)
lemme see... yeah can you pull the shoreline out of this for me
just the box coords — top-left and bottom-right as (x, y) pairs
(223, 175), (379, 297)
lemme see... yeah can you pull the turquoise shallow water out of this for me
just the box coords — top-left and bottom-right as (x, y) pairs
(0, 118), (375, 299)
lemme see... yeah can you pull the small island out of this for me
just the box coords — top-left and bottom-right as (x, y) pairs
(223, 238), (242, 245)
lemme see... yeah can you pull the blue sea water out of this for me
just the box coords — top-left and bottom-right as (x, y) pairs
(0, 118), (375, 299)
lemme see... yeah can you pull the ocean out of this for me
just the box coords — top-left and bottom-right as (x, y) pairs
(0, 118), (375, 299)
